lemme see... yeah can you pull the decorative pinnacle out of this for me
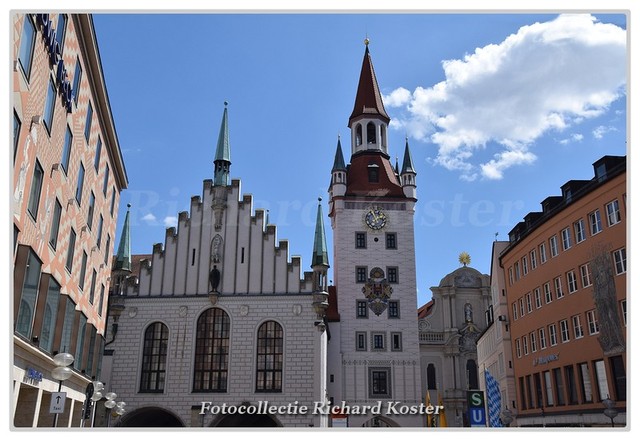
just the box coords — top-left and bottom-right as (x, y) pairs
(224, 101), (228, 107)
(364, 37), (369, 46)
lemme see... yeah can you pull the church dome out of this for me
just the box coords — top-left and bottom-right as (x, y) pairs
(438, 265), (485, 288)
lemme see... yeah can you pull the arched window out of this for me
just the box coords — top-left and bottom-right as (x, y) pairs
(193, 308), (230, 392)
(140, 322), (169, 393)
(427, 364), (437, 390)
(356, 124), (363, 146)
(367, 122), (376, 144)
(380, 125), (386, 148)
(256, 321), (283, 392)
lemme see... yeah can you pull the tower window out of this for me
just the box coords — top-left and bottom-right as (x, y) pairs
(385, 233), (397, 249)
(355, 232), (367, 249)
(356, 300), (368, 318)
(367, 122), (376, 144)
(356, 124), (363, 146)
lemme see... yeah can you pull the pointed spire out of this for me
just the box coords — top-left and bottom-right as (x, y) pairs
(401, 137), (416, 174)
(113, 203), (132, 272)
(311, 198), (330, 268)
(214, 101), (231, 186)
(394, 155), (400, 175)
(332, 136), (346, 171)
(349, 40), (390, 126)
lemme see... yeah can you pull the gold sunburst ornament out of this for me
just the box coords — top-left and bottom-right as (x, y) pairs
(459, 252), (471, 267)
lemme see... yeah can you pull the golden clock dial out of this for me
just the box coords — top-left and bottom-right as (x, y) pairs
(364, 207), (387, 230)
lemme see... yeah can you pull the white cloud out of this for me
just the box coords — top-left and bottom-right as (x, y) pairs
(164, 216), (178, 228)
(141, 213), (157, 223)
(559, 133), (584, 145)
(592, 125), (617, 139)
(389, 14), (626, 180)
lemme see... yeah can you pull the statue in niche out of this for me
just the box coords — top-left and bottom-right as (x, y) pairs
(211, 234), (223, 263)
(209, 265), (220, 293)
(464, 303), (473, 323)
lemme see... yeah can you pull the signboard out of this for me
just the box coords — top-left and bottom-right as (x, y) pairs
(467, 390), (487, 427)
(50, 392), (67, 414)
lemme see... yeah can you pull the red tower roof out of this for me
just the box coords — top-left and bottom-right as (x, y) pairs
(348, 45), (390, 126)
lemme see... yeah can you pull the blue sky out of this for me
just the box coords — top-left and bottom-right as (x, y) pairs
(87, 11), (629, 307)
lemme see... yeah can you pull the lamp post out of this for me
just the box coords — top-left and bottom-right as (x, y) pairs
(602, 396), (618, 427)
(51, 352), (74, 427)
(501, 406), (513, 427)
(105, 392), (127, 427)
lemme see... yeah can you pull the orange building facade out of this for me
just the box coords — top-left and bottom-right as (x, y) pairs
(500, 156), (626, 427)
(12, 13), (127, 427)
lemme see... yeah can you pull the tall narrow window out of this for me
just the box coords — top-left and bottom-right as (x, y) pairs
(539, 328), (547, 349)
(561, 227), (572, 251)
(539, 242), (547, 263)
(385, 233), (397, 250)
(75, 163), (85, 205)
(96, 215), (103, 249)
(560, 319), (570, 343)
(522, 256), (528, 276)
(104, 235), (111, 265)
(72, 58), (82, 106)
(43, 78), (56, 133)
(355, 232), (366, 249)
(574, 219), (585, 244)
(587, 310), (599, 335)
(567, 271), (578, 293)
(256, 320), (283, 392)
(578, 363), (593, 403)
(594, 360), (610, 401)
(589, 210), (602, 235)
(544, 371), (554, 406)
(88, 270), (97, 304)
(55, 14), (67, 54)
(548, 324), (558, 346)
(565, 365), (578, 404)
(66, 228), (76, 272)
(580, 264), (592, 288)
(553, 368), (566, 406)
(613, 248), (626, 275)
(15, 250), (42, 339)
(59, 297), (76, 354)
(367, 122), (376, 144)
(110, 187), (116, 216)
(14, 110), (21, 162)
(40, 278), (61, 353)
(427, 364), (437, 390)
(554, 276), (565, 299)
(98, 284), (105, 315)
(193, 308), (230, 392)
(549, 236), (559, 257)
(84, 102), (93, 142)
(74, 314), (87, 370)
(61, 125), (73, 173)
(18, 15), (36, 79)
(356, 300), (368, 318)
(49, 199), (62, 249)
(27, 160), (44, 220)
(609, 355), (626, 401)
(387, 267), (398, 284)
(140, 322), (169, 393)
(544, 282), (552, 304)
(103, 164), (110, 196)
(530, 249), (537, 270)
(369, 368), (391, 398)
(87, 192), (95, 230)
(79, 251), (88, 290)
(606, 200), (621, 226)
(94, 137), (102, 171)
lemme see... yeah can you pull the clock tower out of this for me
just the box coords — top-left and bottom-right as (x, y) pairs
(327, 40), (422, 427)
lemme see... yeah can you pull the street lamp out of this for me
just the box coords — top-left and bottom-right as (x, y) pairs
(51, 352), (74, 427)
(602, 396), (618, 427)
(501, 406), (514, 427)
(105, 392), (126, 426)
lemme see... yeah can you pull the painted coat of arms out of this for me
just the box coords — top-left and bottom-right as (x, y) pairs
(362, 267), (393, 316)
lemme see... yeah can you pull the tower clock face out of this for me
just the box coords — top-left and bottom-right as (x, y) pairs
(364, 207), (387, 230)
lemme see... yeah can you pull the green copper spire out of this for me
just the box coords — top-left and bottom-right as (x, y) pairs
(401, 137), (416, 174)
(311, 198), (330, 268)
(214, 102), (231, 186)
(113, 203), (132, 272)
(332, 136), (346, 171)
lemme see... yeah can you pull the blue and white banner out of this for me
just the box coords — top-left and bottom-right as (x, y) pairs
(484, 370), (503, 427)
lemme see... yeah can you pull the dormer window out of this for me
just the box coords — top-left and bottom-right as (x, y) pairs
(368, 163), (379, 183)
